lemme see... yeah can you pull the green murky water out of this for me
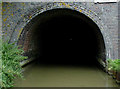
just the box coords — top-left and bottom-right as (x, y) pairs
(14, 62), (120, 87)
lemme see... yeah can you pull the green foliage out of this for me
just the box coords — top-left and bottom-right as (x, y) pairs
(107, 59), (116, 71)
(0, 40), (28, 88)
(107, 59), (113, 71)
(114, 59), (120, 72)
(107, 59), (120, 72)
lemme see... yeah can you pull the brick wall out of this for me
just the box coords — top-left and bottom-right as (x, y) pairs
(2, 2), (119, 60)
(118, 2), (120, 59)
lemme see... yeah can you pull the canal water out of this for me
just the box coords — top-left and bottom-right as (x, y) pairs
(14, 61), (120, 87)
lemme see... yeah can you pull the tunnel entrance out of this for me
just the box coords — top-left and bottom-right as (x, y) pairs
(14, 8), (120, 88)
(18, 8), (106, 67)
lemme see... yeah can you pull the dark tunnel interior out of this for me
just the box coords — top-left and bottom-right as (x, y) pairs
(21, 9), (106, 67)
(36, 16), (98, 66)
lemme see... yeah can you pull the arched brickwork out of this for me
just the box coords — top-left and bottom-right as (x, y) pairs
(3, 2), (118, 66)
(15, 3), (112, 66)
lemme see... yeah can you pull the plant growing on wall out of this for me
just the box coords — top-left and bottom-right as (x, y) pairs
(107, 59), (120, 71)
(107, 59), (120, 79)
(114, 59), (120, 83)
(0, 40), (28, 88)
(107, 59), (114, 71)
(114, 59), (120, 72)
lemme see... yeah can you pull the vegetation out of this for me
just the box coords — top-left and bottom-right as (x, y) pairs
(107, 59), (120, 72)
(0, 40), (28, 88)
(114, 59), (120, 72)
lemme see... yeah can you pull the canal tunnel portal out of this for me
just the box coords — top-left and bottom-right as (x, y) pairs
(3, 2), (119, 67)
(2, 2), (119, 87)
(18, 8), (106, 66)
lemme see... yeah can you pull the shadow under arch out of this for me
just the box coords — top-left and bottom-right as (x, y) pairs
(18, 8), (106, 66)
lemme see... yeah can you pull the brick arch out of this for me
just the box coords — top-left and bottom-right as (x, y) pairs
(10, 2), (113, 66)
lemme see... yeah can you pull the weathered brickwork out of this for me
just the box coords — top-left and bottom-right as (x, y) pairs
(0, 2), (2, 86)
(0, 7), (1, 36)
(118, 2), (120, 59)
(2, 2), (119, 63)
